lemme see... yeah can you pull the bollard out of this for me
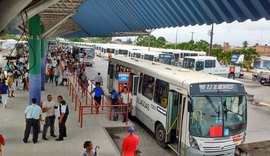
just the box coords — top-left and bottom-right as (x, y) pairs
(80, 106), (83, 128)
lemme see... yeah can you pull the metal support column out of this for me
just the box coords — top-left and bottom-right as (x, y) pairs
(41, 26), (46, 91)
(28, 15), (41, 105)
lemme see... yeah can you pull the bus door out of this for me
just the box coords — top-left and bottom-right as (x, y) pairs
(166, 91), (185, 155)
(130, 74), (139, 116)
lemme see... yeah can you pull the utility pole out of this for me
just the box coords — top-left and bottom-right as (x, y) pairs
(190, 32), (195, 41)
(146, 29), (153, 51)
(209, 24), (214, 56)
(175, 27), (179, 49)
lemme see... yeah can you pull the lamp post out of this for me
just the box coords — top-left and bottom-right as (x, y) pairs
(190, 32), (195, 41)
(175, 27), (179, 49)
(208, 24), (214, 56)
(146, 29), (154, 51)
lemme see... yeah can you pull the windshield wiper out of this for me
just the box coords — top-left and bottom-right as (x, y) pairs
(205, 95), (220, 117)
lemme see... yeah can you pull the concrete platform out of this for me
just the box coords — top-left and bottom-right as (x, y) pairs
(0, 79), (132, 155)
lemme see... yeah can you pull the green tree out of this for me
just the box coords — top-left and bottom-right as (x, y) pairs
(0, 34), (19, 40)
(91, 37), (112, 43)
(242, 41), (248, 48)
(67, 38), (84, 42)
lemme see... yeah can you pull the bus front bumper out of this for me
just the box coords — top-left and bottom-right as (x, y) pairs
(186, 147), (235, 156)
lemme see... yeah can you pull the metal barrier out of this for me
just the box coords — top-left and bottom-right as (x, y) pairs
(66, 71), (129, 128)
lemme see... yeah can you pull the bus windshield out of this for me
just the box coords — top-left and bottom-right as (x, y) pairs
(189, 95), (246, 138)
(182, 58), (195, 69)
(159, 54), (176, 65)
(85, 49), (95, 58)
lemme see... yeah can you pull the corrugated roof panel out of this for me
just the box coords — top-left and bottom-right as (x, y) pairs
(64, 0), (270, 37)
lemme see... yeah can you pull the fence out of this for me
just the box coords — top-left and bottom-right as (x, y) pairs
(64, 62), (129, 128)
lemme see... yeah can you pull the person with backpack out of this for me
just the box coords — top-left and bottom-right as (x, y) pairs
(110, 89), (119, 121)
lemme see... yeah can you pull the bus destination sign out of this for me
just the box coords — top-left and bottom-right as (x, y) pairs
(199, 83), (238, 92)
(118, 72), (129, 82)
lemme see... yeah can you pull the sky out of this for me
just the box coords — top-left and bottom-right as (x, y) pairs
(114, 18), (270, 47)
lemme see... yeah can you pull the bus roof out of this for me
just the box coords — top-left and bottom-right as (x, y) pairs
(110, 56), (242, 90)
(184, 56), (217, 60)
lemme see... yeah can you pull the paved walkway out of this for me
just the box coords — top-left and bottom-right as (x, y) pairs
(0, 77), (132, 155)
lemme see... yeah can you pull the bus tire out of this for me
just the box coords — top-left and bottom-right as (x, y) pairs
(155, 123), (166, 148)
(228, 73), (235, 79)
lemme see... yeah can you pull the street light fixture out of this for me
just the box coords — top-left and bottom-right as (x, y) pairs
(146, 29), (154, 51)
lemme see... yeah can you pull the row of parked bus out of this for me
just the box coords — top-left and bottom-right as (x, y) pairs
(94, 43), (206, 66)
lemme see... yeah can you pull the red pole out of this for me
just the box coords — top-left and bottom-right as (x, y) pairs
(102, 95), (104, 111)
(86, 90), (88, 105)
(72, 87), (74, 103)
(91, 96), (93, 114)
(126, 105), (128, 125)
(80, 106), (83, 128)
(109, 103), (112, 121)
(75, 94), (77, 111)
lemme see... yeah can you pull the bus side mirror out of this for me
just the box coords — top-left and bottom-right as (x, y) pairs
(188, 101), (193, 112)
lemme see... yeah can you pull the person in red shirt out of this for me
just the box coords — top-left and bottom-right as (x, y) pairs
(121, 126), (139, 156)
(0, 134), (5, 156)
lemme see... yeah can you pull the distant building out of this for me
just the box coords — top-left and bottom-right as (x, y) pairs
(223, 42), (230, 51)
(255, 44), (270, 57)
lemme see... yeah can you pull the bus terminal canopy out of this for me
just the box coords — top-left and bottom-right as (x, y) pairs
(1, 0), (270, 38)
(64, 0), (270, 38)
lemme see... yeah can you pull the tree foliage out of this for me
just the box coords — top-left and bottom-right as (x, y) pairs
(136, 35), (166, 48)
(67, 38), (84, 42)
(0, 34), (19, 40)
(91, 37), (112, 43)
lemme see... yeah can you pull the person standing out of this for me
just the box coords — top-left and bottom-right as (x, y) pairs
(23, 98), (42, 144)
(94, 72), (103, 86)
(60, 67), (68, 86)
(48, 66), (54, 83)
(56, 95), (69, 141)
(0, 134), (5, 156)
(42, 95), (57, 140)
(121, 126), (139, 156)
(110, 88), (119, 121)
(120, 87), (132, 123)
(7, 74), (15, 97)
(0, 80), (9, 108)
(90, 83), (104, 113)
(54, 65), (60, 86)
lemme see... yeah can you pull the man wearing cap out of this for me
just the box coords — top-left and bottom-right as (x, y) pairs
(120, 86), (132, 123)
(121, 126), (139, 156)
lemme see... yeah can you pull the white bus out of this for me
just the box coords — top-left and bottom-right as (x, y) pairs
(129, 49), (176, 66)
(107, 56), (247, 155)
(73, 45), (95, 66)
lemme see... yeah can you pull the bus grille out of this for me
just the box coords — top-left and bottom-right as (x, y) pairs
(202, 143), (236, 153)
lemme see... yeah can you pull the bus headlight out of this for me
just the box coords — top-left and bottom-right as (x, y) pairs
(189, 135), (200, 150)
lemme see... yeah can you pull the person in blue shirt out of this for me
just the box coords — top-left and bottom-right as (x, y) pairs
(90, 83), (104, 113)
(0, 80), (9, 108)
(110, 89), (119, 121)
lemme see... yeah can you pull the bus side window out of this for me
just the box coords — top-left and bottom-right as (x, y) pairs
(139, 73), (143, 94)
(196, 61), (204, 71)
(154, 79), (169, 108)
(142, 74), (155, 100)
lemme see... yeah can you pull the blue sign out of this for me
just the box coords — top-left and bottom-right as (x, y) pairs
(231, 54), (240, 63)
(118, 73), (129, 82)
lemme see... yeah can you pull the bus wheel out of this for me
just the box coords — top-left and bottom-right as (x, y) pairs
(228, 73), (235, 79)
(155, 123), (166, 148)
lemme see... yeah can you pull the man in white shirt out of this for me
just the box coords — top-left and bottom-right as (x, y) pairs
(42, 95), (57, 140)
(23, 98), (42, 144)
(94, 72), (103, 86)
(60, 67), (68, 86)
(120, 86), (132, 123)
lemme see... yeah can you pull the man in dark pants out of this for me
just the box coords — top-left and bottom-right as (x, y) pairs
(42, 95), (57, 140)
(56, 95), (69, 141)
(23, 98), (42, 144)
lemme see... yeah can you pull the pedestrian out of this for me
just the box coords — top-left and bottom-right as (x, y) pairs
(13, 69), (20, 90)
(0, 80), (9, 108)
(7, 74), (15, 97)
(134, 150), (142, 156)
(110, 88), (119, 121)
(90, 83), (104, 113)
(42, 95), (57, 140)
(94, 72), (103, 86)
(0, 134), (5, 156)
(60, 67), (68, 86)
(121, 126), (139, 156)
(120, 86), (132, 123)
(56, 95), (69, 141)
(48, 66), (54, 83)
(23, 98), (42, 144)
(82, 141), (94, 156)
(54, 65), (60, 86)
